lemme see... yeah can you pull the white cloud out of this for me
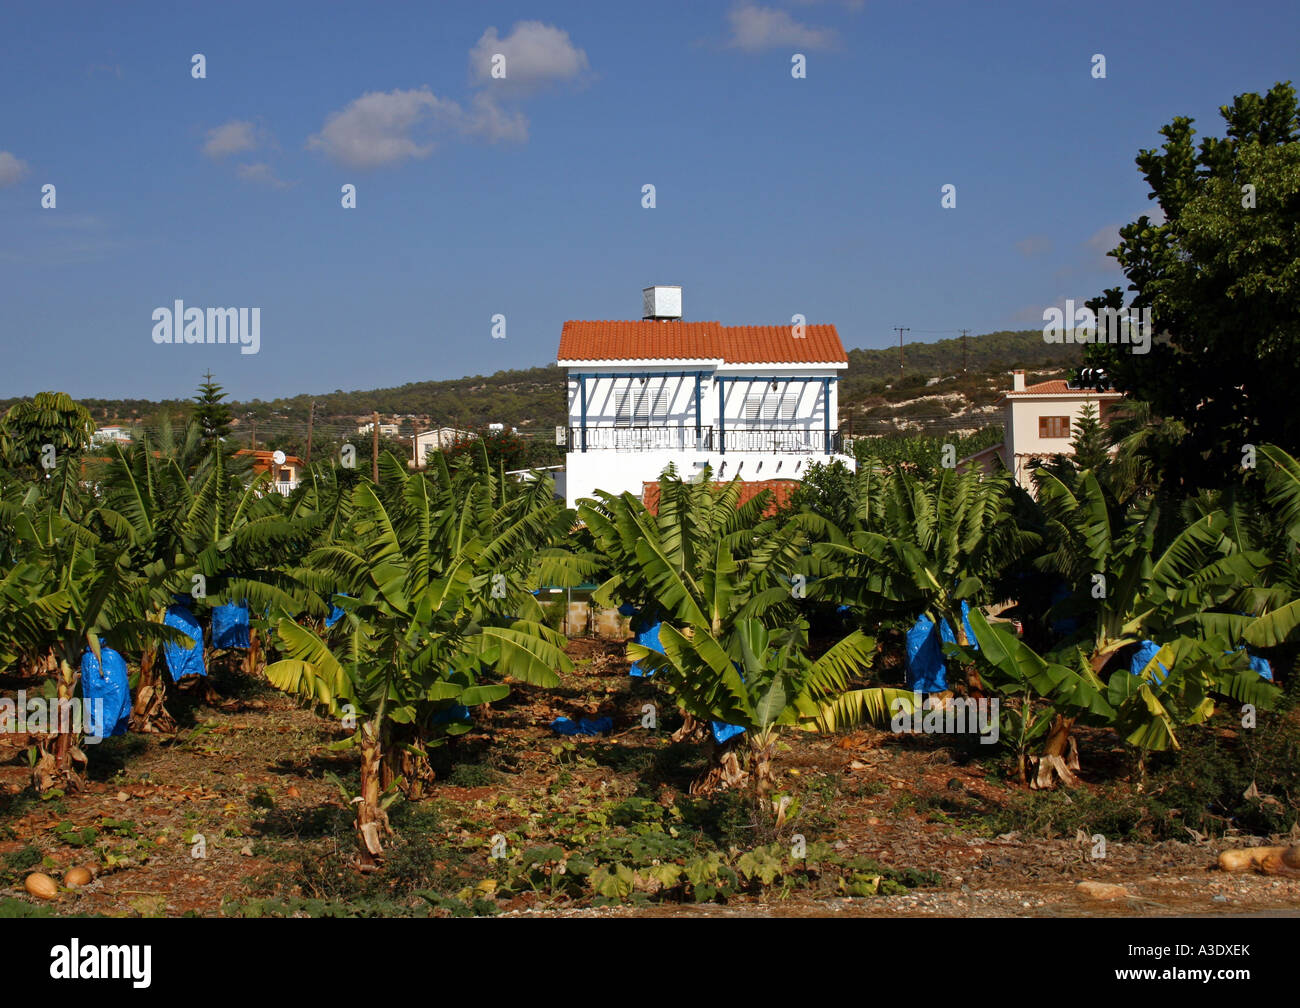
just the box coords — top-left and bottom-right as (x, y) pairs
(308, 86), (530, 168)
(0, 151), (29, 187)
(470, 21), (588, 91)
(307, 88), (455, 169)
(236, 162), (290, 188)
(203, 120), (258, 159)
(1084, 224), (1122, 268)
(1015, 235), (1052, 258)
(725, 3), (837, 51)
(460, 93), (528, 143)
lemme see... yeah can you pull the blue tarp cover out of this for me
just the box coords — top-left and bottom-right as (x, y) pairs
(1130, 641), (1273, 685)
(211, 602), (250, 650)
(162, 603), (206, 681)
(432, 704), (472, 725)
(1248, 652), (1274, 683)
(630, 620), (662, 678)
(81, 646), (132, 739)
(551, 716), (613, 736)
(1129, 640), (1170, 684)
(906, 601), (976, 693)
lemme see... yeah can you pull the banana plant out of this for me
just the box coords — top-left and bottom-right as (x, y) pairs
(3, 455), (184, 789)
(265, 457), (574, 867)
(809, 466), (1034, 694)
(964, 608), (1279, 788)
(961, 607), (1115, 787)
(1030, 468), (1267, 773)
(630, 616), (886, 795)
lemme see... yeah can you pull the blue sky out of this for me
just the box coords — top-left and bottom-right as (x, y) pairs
(1, 0), (1296, 402)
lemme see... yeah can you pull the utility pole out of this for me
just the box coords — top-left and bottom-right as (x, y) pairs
(959, 329), (970, 373)
(894, 327), (910, 376)
(371, 410), (380, 483)
(250, 418), (257, 451)
(305, 402), (315, 463)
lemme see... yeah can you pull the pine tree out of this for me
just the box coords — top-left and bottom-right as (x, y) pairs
(1070, 401), (1109, 470)
(193, 372), (233, 443)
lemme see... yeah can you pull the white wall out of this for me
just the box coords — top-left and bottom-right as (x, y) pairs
(563, 448), (852, 509)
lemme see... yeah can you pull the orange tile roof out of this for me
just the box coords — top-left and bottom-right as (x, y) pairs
(558, 321), (847, 365)
(235, 448), (305, 475)
(1010, 379), (1124, 395)
(641, 479), (800, 517)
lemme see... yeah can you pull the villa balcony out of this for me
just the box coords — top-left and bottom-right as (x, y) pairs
(568, 425), (842, 454)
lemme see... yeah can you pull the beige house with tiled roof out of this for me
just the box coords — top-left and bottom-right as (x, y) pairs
(960, 370), (1124, 490)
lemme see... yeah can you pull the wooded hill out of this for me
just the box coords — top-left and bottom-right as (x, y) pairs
(5, 329), (1080, 434)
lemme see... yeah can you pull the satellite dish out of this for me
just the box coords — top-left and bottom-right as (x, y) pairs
(272, 449), (286, 466)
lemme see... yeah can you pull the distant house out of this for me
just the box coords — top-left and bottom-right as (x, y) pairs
(357, 420), (401, 438)
(960, 370), (1123, 490)
(557, 285), (855, 509)
(410, 427), (475, 468)
(91, 425), (133, 445)
(235, 449), (305, 495)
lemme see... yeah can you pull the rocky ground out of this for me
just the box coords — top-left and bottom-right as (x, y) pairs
(2, 638), (1297, 918)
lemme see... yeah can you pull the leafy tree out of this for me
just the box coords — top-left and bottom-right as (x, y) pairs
(1086, 82), (1300, 487)
(0, 391), (95, 477)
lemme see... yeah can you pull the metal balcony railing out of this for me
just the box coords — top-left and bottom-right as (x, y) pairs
(568, 426), (841, 454)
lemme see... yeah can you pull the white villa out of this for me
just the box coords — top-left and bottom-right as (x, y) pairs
(557, 286), (855, 509)
(91, 425), (134, 445)
(961, 369), (1123, 490)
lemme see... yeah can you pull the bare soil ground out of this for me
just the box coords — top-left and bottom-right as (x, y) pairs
(2, 638), (1297, 917)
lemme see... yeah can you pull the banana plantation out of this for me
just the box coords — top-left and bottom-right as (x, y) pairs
(1, 408), (1298, 917)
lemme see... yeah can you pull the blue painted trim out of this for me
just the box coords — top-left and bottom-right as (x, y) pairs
(694, 374), (702, 447)
(823, 377), (831, 454)
(718, 376), (726, 454)
(579, 375), (588, 453)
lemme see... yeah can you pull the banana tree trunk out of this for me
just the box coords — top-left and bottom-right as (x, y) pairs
(379, 727), (432, 799)
(356, 720), (390, 870)
(749, 731), (778, 799)
(951, 610), (986, 698)
(690, 733), (747, 795)
(243, 627), (264, 678)
(33, 653), (87, 793)
(130, 647), (177, 734)
(1030, 714), (1079, 789)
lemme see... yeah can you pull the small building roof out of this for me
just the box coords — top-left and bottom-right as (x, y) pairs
(1007, 379), (1124, 397)
(640, 478), (800, 517)
(558, 321), (847, 367)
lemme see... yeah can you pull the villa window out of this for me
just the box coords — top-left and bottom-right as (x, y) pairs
(1039, 416), (1070, 438)
(614, 378), (672, 427)
(742, 386), (800, 423)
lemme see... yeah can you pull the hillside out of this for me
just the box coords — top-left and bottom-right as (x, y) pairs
(3, 329), (1080, 439)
